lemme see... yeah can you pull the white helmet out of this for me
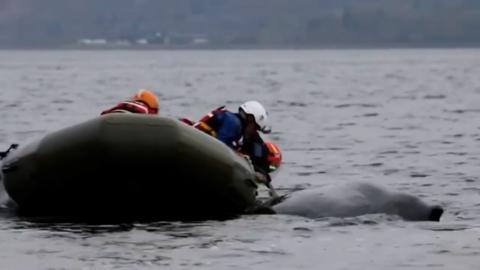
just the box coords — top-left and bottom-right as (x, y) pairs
(239, 101), (271, 133)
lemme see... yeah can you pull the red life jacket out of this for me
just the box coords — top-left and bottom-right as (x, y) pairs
(197, 106), (226, 123)
(193, 106), (227, 137)
(101, 101), (151, 115)
(179, 118), (196, 125)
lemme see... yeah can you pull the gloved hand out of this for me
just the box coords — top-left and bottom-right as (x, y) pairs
(255, 172), (268, 184)
(255, 171), (279, 198)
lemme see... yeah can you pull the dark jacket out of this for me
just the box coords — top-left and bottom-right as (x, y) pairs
(241, 132), (271, 183)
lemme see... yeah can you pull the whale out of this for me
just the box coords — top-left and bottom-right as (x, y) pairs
(272, 182), (443, 221)
(0, 170), (11, 209)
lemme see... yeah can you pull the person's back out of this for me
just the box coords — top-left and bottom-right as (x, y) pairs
(209, 110), (243, 148)
(101, 89), (159, 115)
(194, 107), (243, 148)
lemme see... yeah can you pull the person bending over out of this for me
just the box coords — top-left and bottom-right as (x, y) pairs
(101, 89), (159, 115)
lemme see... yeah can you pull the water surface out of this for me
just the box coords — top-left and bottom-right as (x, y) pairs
(1, 49), (480, 269)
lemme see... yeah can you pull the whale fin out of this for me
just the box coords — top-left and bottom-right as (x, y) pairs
(429, 206), (444, 221)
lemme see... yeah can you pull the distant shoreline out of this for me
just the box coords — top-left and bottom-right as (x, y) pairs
(1, 42), (480, 50)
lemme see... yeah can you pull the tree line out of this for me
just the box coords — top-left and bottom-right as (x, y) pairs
(1, 0), (480, 47)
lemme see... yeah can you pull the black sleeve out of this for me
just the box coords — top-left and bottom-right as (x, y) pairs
(242, 134), (270, 177)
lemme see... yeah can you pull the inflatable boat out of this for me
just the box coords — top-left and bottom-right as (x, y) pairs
(0, 114), (258, 220)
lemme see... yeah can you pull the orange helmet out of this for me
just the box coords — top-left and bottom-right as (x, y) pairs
(265, 141), (282, 172)
(132, 89), (159, 113)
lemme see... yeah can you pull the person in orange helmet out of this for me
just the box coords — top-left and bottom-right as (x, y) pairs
(101, 89), (159, 115)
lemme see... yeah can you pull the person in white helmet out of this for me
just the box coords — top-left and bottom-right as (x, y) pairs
(193, 101), (277, 191)
(193, 101), (270, 147)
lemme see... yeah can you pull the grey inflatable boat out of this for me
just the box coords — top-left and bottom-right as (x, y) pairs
(1, 114), (258, 220)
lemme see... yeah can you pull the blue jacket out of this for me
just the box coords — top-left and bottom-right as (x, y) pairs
(209, 111), (243, 148)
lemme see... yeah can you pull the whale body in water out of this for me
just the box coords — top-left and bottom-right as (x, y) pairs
(0, 171), (11, 208)
(272, 182), (443, 221)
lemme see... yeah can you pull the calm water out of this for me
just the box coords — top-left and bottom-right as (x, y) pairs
(1, 49), (480, 269)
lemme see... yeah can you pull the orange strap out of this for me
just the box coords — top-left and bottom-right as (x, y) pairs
(194, 122), (217, 137)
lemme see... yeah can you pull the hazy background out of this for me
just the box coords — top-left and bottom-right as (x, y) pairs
(1, 0), (480, 48)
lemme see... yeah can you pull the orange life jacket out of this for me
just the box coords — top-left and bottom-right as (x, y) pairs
(193, 106), (227, 137)
(265, 141), (282, 172)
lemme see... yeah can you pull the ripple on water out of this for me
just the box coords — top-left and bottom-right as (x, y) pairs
(324, 214), (401, 227)
(445, 152), (468, 156)
(51, 99), (74, 104)
(383, 169), (400, 175)
(418, 223), (471, 232)
(444, 192), (460, 197)
(361, 113), (379, 117)
(410, 173), (430, 178)
(423, 94), (446, 100)
(294, 171), (327, 177)
(445, 108), (480, 114)
(334, 103), (380, 109)
(353, 162), (383, 168)
(11, 221), (135, 234)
